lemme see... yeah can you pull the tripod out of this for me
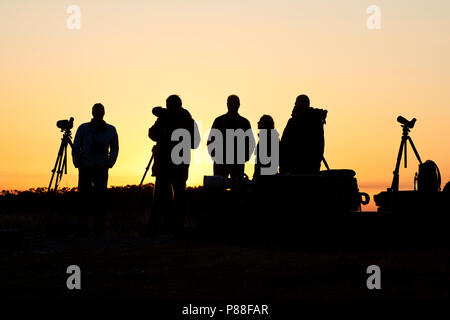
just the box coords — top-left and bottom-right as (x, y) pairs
(390, 124), (422, 192)
(48, 129), (73, 193)
(139, 146), (156, 188)
(322, 156), (330, 170)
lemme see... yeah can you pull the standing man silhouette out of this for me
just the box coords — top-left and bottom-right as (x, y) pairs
(146, 95), (200, 236)
(207, 95), (255, 179)
(72, 103), (119, 236)
(280, 95), (326, 174)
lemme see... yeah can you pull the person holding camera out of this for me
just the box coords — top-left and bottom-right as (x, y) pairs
(146, 95), (200, 236)
(72, 103), (119, 236)
(280, 95), (327, 174)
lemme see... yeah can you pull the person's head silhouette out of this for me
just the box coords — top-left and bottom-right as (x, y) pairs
(292, 94), (310, 117)
(295, 94), (310, 108)
(92, 103), (105, 122)
(166, 95), (182, 112)
(227, 95), (240, 115)
(258, 115), (274, 130)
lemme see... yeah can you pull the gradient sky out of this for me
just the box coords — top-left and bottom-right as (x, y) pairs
(1, 0), (449, 210)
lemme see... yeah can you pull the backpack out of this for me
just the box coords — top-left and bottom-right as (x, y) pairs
(417, 160), (441, 192)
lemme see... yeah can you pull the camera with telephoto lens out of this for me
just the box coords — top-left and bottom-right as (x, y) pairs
(152, 106), (167, 118)
(56, 117), (74, 131)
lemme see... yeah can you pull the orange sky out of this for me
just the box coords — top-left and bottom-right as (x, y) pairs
(1, 1), (449, 211)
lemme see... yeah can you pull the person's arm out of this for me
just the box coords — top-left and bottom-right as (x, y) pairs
(313, 119), (325, 166)
(182, 110), (201, 150)
(71, 125), (83, 168)
(206, 118), (218, 147)
(148, 118), (168, 142)
(148, 119), (159, 142)
(279, 119), (293, 173)
(108, 127), (119, 168)
(244, 119), (255, 162)
(253, 142), (261, 179)
(191, 120), (201, 149)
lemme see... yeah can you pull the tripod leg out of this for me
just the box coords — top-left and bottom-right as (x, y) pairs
(322, 157), (330, 170)
(391, 137), (405, 191)
(55, 141), (69, 191)
(57, 142), (69, 191)
(48, 161), (57, 191)
(407, 137), (423, 165)
(64, 144), (68, 175)
(48, 141), (65, 191)
(56, 153), (64, 188)
(139, 153), (154, 188)
(404, 140), (407, 168)
(49, 155), (61, 192)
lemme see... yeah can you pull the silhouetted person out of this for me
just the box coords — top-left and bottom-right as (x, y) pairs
(444, 181), (450, 192)
(254, 115), (279, 179)
(207, 95), (255, 179)
(72, 103), (119, 236)
(280, 95), (327, 174)
(147, 95), (200, 236)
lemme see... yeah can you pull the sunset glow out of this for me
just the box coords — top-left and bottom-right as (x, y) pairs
(1, 1), (449, 211)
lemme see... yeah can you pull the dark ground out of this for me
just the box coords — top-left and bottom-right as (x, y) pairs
(0, 187), (449, 302)
(1, 234), (449, 300)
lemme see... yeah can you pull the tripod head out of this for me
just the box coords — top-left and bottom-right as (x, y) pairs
(397, 116), (416, 136)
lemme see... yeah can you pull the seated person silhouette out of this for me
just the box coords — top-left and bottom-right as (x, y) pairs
(207, 95), (255, 179)
(280, 95), (327, 174)
(254, 115), (279, 179)
(146, 95), (200, 236)
(72, 103), (119, 236)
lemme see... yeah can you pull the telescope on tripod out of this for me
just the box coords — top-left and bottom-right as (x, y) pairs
(389, 116), (422, 192)
(48, 117), (74, 193)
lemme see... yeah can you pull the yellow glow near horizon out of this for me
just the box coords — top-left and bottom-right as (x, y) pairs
(1, 1), (450, 212)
